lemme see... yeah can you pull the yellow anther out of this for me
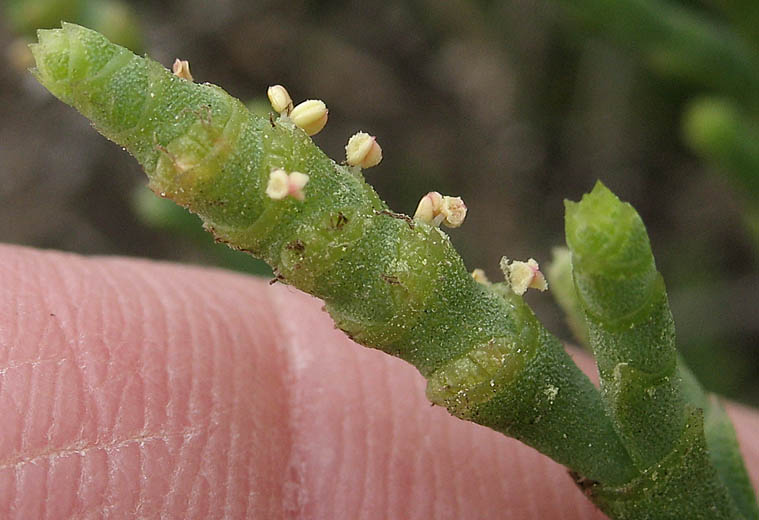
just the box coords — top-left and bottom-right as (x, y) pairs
(414, 191), (444, 225)
(172, 59), (193, 81)
(267, 85), (293, 115)
(501, 257), (548, 295)
(440, 196), (467, 228)
(346, 132), (382, 168)
(471, 268), (490, 284)
(290, 99), (328, 136)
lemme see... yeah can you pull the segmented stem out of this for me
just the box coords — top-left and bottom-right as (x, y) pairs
(31, 23), (638, 485)
(31, 24), (758, 518)
(565, 182), (753, 518)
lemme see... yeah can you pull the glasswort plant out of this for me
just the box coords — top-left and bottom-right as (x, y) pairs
(29, 23), (758, 519)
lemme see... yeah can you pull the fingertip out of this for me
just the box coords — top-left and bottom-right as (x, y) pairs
(0, 245), (293, 518)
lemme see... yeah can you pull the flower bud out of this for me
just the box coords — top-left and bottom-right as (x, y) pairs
(172, 59), (193, 81)
(290, 99), (328, 135)
(267, 84), (293, 114)
(345, 132), (382, 168)
(266, 168), (310, 201)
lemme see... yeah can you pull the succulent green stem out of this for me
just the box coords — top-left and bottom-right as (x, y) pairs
(30, 23), (757, 519)
(565, 182), (756, 518)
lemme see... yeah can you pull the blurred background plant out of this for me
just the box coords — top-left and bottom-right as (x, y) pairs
(1, 0), (757, 405)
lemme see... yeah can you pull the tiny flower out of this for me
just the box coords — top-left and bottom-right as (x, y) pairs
(290, 99), (328, 136)
(345, 132), (382, 168)
(266, 168), (310, 201)
(503, 257), (548, 295)
(267, 84), (293, 114)
(471, 268), (490, 284)
(413, 192), (467, 228)
(413, 191), (444, 225)
(172, 59), (193, 81)
(440, 196), (467, 228)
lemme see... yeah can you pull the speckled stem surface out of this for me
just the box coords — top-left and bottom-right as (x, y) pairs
(30, 23), (757, 519)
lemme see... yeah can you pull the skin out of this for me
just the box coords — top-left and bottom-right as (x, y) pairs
(0, 244), (757, 519)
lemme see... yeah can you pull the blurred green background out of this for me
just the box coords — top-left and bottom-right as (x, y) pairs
(1, 0), (757, 404)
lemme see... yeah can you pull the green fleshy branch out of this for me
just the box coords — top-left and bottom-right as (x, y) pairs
(566, 182), (684, 469)
(551, 238), (758, 517)
(565, 182), (757, 518)
(29, 23), (757, 519)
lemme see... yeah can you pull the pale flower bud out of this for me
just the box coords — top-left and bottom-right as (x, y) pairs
(502, 257), (548, 295)
(266, 168), (310, 201)
(413, 191), (443, 225)
(345, 132), (382, 168)
(267, 85), (293, 114)
(290, 99), (328, 135)
(440, 196), (467, 228)
(172, 59), (193, 81)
